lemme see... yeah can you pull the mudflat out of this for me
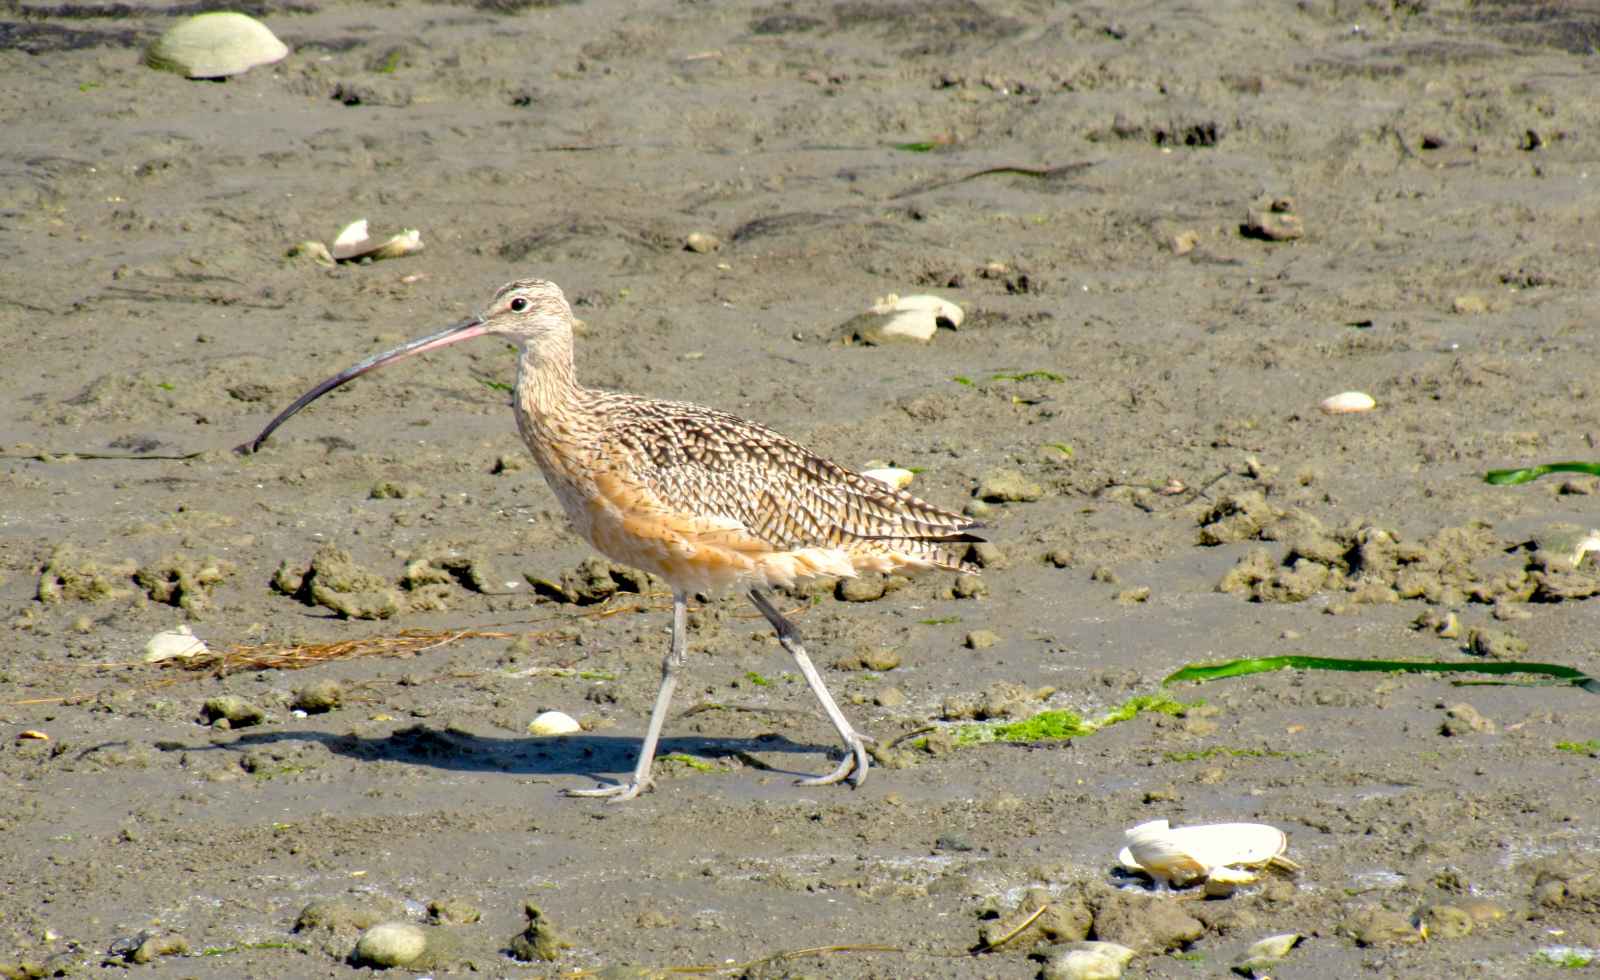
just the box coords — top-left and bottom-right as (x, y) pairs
(4, 1), (1600, 976)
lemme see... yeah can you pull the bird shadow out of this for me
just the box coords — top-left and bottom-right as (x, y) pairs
(164, 722), (838, 785)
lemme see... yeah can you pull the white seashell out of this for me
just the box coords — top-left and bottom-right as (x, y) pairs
(144, 624), (208, 663)
(1044, 942), (1136, 980)
(330, 220), (425, 262)
(527, 710), (581, 736)
(1119, 819), (1289, 886)
(873, 309), (938, 342)
(1243, 932), (1302, 961)
(145, 12), (289, 79)
(1202, 865), (1259, 897)
(1320, 390), (1376, 414)
(860, 467), (914, 490)
(1572, 529), (1600, 569)
(845, 292), (964, 345)
(332, 219), (372, 253)
(880, 293), (964, 328)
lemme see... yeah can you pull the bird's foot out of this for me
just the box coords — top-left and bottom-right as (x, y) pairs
(797, 735), (871, 789)
(565, 778), (652, 801)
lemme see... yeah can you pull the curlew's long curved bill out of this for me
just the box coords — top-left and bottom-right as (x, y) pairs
(235, 314), (489, 455)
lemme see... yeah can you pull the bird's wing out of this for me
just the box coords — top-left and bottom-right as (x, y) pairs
(597, 398), (980, 558)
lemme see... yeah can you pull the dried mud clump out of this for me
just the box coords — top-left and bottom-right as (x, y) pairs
(1215, 518), (1550, 610)
(36, 545), (137, 604)
(270, 541), (500, 619)
(135, 554), (234, 616)
(525, 556), (660, 604)
(274, 544), (403, 620)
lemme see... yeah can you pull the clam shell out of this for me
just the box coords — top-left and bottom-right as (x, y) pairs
(1320, 390), (1376, 414)
(527, 710), (581, 736)
(145, 12), (289, 79)
(143, 624), (208, 663)
(1119, 819), (1289, 886)
(875, 292), (964, 328)
(860, 467), (914, 490)
(843, 292), (965, 345)
(330, 219), (425, 262)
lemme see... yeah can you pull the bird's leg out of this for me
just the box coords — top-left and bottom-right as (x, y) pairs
(567, 588), (688, 801)
(749, 589), (871, 788)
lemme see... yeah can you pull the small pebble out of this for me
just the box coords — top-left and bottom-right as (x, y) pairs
(976, 468), (1043, 502)
(964, 629), (1000, 650)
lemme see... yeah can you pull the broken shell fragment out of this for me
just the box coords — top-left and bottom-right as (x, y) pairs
(527, 710), (581, 736)
(330, 219), (425, 263)
(875, 292), (964, 329)
(839, 292), (965, 345)
(145, 12), (289, 79)
(860, 467), (914, 490)
(1320, 390), (1376, 414)
(1118, 819), (1293, 888)
(144, 624), (209, 663)
(18, 730), (49, 741)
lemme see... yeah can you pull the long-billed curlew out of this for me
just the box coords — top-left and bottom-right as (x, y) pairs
(240, 279), (984, 800)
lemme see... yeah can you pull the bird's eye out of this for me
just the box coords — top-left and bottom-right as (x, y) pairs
(508, 297), (529, 313)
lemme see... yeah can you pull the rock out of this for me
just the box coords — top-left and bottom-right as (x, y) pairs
(293, 679), (342, 714)
(837, 573), (887, 602)
(1421, 903), (1473, 940)
(1198, 492), (1282, 545)
(1169, 230), (1200, 255)
(1115, 586), (1151, 605)
(1440, 702), (1495, 736)
(1088, 889), (1203, 952)
(1243, 197), (1302, 241)
(202, 695), (264, 728)
(509, 903), (572, 962)
(294, 897), (405, 957)
(1339, 907), (1422, 946)
(978, 887), (1092, 949)
(951, 573), (988, 599)
(427, 897), (481, 925)
(369, 480), (420, 499)
(1459, 899), (1508, 924)
(144, 12), (289, 79)
(1452, 294), (1488, 315)
(976, 468), (1043, 502)
(684, 231), (722, 253)
(964, 629), (1000, 650)
(278, 544), (404, 621)
(1467, 627), (1527, 659)
(128, 931), (190, 964)
(135, 554), (233, 615)
(1232, 932), (1301, 976)
(874, 686), (906, 707)
(1045, 547), (1073, 568)
(1041, 940), (1136, 980)
(36, 544), (136, 604)
(962, 541), (1006, 569)
(352, 921), (427, 968)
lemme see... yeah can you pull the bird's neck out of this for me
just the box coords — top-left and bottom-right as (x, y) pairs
(514, 329), (595, 456)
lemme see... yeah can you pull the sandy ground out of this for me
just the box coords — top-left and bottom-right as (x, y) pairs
(4, 0), (1600, 976)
